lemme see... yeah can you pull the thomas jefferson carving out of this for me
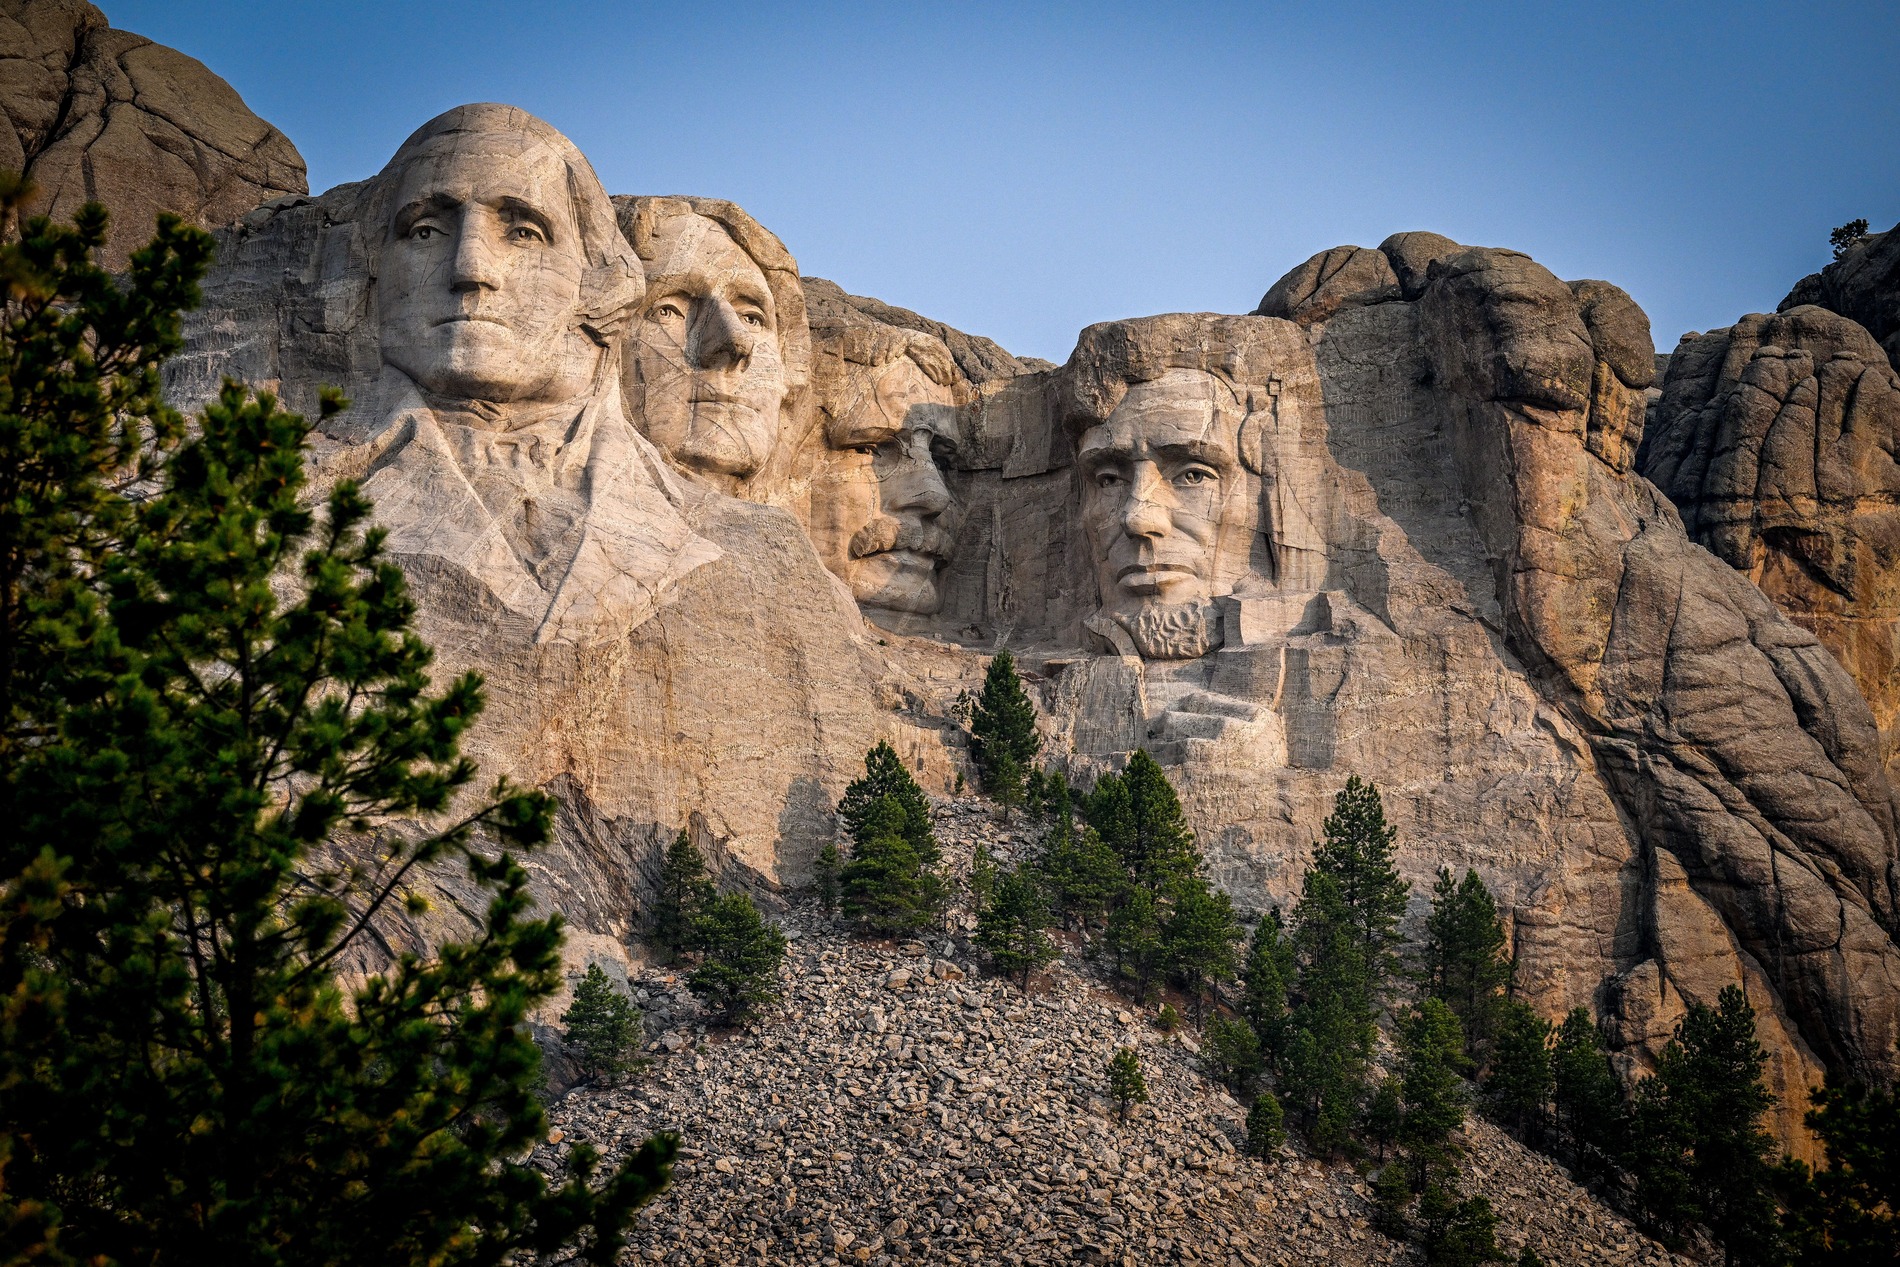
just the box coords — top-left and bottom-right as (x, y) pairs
(345, 104), (717, 647)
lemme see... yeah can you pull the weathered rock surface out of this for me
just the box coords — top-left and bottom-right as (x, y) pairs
(1779, 221), (1900, 372)
(541, 807), (1696, 1267)
(0, 0), (305, 267)
(803, 275), (1054, 387)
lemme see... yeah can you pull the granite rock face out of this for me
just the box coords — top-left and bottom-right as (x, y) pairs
(1779, 220), (1900, 372)
(164, 91), (1900, 1153)
(0, 0), (305, 267)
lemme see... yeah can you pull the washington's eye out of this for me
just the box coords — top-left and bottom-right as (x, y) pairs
(409, 224), (441, 241)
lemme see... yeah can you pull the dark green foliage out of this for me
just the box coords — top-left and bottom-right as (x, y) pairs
(687, 892), (787, 1024)
(1107, 1047), (1148, 1122)
(1282, 868), (1376, 1158)
(1310, 776), (1410, 999)
(813, 841), (842, 917)
(1422, 867), (1511, 1052)
(838, 740), (938, 861)
(1162, 874), (1243, 1024)
(1831, 218), (1871, 259)
(1417, 1181), (1504, 1266)
(1372, 1163), (1414, 1238)
(1628, 987), (1783, 1264)
(1085, 749), (1197, 889)
(1517, 1249), (1546, 1267)
(1105, 882), (1166, 1002)
(1398, 998), (1469, 1183)
(1550, 1007), (1626, 1179)
(562, 964), (644, 1085)
(1778, 1081), (1900, 1265)
(1204, 1015), (1262, 1093)
(838, 796), (947, 935)
(0, 192), (673, 1265)
(1038, 799), (1123, 932)
(968, 844), (1000, 912)
(968, 649), (1040, 793)
(1365, 1078), (1404, 1161)
(1156, 1002), (1183, 1034)
(1484, 1000), (1553, 1140)
(974, 860), (1058, 987)
(651, 828), (715, 958)
(1240, 910), (1295, 1075)
(1245, 1094), (1285, 1159)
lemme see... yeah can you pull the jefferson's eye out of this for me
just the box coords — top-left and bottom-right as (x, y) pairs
(507, 224), (546, 244)
(741, 312), (766, 328)
(1177, 467), (1217, 486)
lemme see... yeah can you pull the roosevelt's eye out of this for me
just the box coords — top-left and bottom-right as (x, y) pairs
(650, 302), (685, 321)
(850, 444), (880, 458)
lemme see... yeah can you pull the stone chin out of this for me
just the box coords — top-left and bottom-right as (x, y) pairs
(848, 549), (945, 616)
(382, 321), (579, 404)
(1090, 600), (1224, 660)
(657, 400), (775, 479)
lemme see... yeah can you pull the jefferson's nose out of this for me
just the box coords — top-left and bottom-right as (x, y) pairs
(450, 215), (501, 293)
(1119, 463), (1174, 539)
(688, 298), (756, 370)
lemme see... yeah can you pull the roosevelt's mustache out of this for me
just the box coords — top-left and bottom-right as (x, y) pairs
(849, 516), (952, 561)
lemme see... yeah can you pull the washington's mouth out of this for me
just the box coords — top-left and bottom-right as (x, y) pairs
(1116, 562), (1198, 580)
(433, 314), (510, 328)
(862, 547), (944, 568)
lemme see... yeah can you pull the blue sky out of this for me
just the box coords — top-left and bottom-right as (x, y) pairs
(111, 1), (1899, 365)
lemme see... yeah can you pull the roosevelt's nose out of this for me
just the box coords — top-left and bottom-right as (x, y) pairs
(884, 436), (952, 518)
(688, 298), (756, 370)
(449, 214), (501, 293)
(1119, 463), (1174, 539)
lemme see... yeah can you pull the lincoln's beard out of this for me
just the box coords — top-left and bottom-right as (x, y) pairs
(1112, 600), (1224, 660)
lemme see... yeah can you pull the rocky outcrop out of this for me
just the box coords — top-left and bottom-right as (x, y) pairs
(0, 0), (305, 267)
(802, 276), (1053, 387)
(1779, 221), (1900, 372)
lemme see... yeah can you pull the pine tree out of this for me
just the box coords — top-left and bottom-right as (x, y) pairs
(0, 191), (672, 1263)
(1105, 882), (1166, 1002)
(1778, 1081), (1899, 1266)
(687, 892), (787, 1024)
(1039, 802), (1123, 932)
(988, 749), (1027, 821)
(1085, 749), (1197, 889)
(974, 860), (1058, 987)
(562, 964), (645, 1085)
(1205, 1015), (1263, 1093)
(1629, 987), (1784, 1264)
(1550, 1007), (1625, 1180)
(1311, 776), (1410, 1001)
(1240, 909), (1295, 1076)
(839, 796), (946, 935)
(1365, 1078), (1404, 1161)
(1416, 1181), (1503, 1266)
(1484, 1000), (1553, 1141)
(1107, 1047), (1148, 1122)
(838, 740), (938, 861)
(651, 828), (716, 958)
(1398, 998), (1469, 1186)
(1245, 1094), (1286, 1159)
(968, 649), (1041, 792)
(1372, 1162), (1414, 1238)
(1163, 874), (1244, 1025)
(1422, 867), (1511, 1052)
(813, 841), (842, 917)
(1282, 868), (1376, 1158)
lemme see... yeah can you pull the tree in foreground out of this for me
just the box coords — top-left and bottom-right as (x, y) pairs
(968, 648), (1041, 795)
(1398, 998), (1470, 1186)
(1550, 1007), (1626, 1179)
(1245, 1094), (1285, 1159)
(1107, 1047), (1149, 1122)
(812, 840), (842, 916)
(1085, 748), (1197, 888)
(562, 963), (645, 1085)
(1163, 874), (1244, 1026)
(1204, 1015), (1262, 1093)
(0, 190), (672, 1264)
(1422, 867), (1511, 1053)
(838, 740), (938, 861)
(651, 827), (716, 959)
(1282, 868), (1375, 1157)
(1778, 1080), (1899, 1265)
(1310, 775), (1410, 1002)
(1416, 1181), (1504, 1266)
(1628, 986), (1783, 1264)
(1484, 1000), (1553, 1142)
(1037, 780), (1123, 931)
(839, 796), (946, 934)
(974, 860), (1058, 987)
(688, 892), (788, 1024)
(1239, 909), (1295, 1077)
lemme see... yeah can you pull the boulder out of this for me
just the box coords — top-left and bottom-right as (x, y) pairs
(1779, 221), (1900, 371)
(0, 0), (305, 267)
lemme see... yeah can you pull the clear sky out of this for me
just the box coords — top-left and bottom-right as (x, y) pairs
(108, 0), (1900, 365)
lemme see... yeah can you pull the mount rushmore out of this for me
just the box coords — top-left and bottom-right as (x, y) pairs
(9, 0), (1898, 1153)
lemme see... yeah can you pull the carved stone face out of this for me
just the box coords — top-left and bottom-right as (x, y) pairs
(1078, 369), (1256, 657)
(377, 131), (597, 404)
(811, 354), (959, 615)
(628, 212), (787, 480)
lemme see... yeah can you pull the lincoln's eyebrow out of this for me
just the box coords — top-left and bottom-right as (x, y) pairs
(392, 191), (460, 237)
(1150, 438), (1237, 467)
(496, 196), (556, 243)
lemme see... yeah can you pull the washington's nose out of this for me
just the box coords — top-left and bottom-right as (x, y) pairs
(449, 219), (501, 293)
(1120, 464), (1173, 538)
(689, 298), (755, 370)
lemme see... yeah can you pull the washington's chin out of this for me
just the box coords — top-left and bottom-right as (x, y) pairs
(849, 551), (945, 615)
(386, 328), (573, 402)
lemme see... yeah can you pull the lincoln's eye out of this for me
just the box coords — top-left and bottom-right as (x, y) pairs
(1095, 471), (1123, 489)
